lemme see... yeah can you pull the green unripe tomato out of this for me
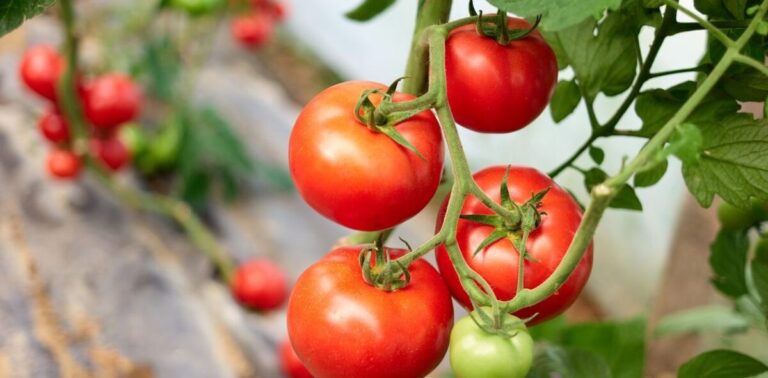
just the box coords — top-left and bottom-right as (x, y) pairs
(169, 0), (222, 16)
(449, 310), (534, 378)
(119, 124), (148, 158)
(148, 116), (183, 169)
(717, 200), (768, 230)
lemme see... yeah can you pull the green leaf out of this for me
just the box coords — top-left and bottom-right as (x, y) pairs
(488, 0), (622, 32)
(550, 80), (582, 122)
(589, 146), (605, 165)
(642, 0), (664, 7)
(584, 168), (643, 211)
(634, 158), (668, 187)
(722, 69), (768, 102)
(667, 123), (704, 165)
(682, 114), (768, 208)
(678, 350), (768, 378)
(709, 229), (750, 299)
(345, 0), (396, 22)
(695, 0), (753, 19)
(751, 239), (768, 312)
(528, 345), (612, 378)
(0, 0), (54, 37)
(543, 9), (639, 100)
(531, 319), (646, 378)
(655, 305), (749, 336)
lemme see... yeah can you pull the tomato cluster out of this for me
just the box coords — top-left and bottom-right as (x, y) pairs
(230, 0), (287, 48)
(20, 46), (142, 179)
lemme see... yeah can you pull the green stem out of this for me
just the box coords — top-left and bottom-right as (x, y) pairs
(548, 134), (598, 177)
(662, 0), (735, 48)
(733, 54), (768, 77)
(669, 20), (751, 35)
(402, 0), (453, 95)
(56, 0), (236, 283)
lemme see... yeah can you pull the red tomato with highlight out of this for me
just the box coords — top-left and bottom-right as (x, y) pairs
(231, 14), (274, 48)
(38, 109), (71, 143)
(288, 81), (444, 231)
(91, 137), (130, 171)
(231, 259), (288, 311)
(82, 74), (143, 129)
(435, 166), (592, 325)
(19, 45), (65, 102)
(287, 246), (453, 378)
(445, 17), (557, 133)
(279, 339), (312, 378)
(47, 149), (81, 179)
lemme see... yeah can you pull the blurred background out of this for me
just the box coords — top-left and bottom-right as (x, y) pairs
(0, 0), (757, 377)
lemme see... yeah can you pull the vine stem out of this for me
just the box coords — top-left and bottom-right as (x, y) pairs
(662, 0), (735, 48)
(403, 0), (453, 96)
(56, 0), (235, 283)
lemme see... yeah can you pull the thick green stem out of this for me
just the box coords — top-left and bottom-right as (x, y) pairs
(402, 0), (453, 95)
(56, 0), (235, 283)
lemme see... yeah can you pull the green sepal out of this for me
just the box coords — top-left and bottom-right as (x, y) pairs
(460, 214), (505, 227)
(377, 125), (426, 160)
(473, 229), (509, 257)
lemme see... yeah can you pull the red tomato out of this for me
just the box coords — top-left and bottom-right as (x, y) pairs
(230, 13), (274, 48)
(287, 246), (453, 378)
(38, 109), (71, 143)
(445, 17), (557, 133)
(269, 3), (287, 21)
(288, 81), (444, 231)
(231, 259), (288, 311)
(47, 149), (81, 179)
(279, 338), (312, 378)
(435, 166), (592, 325)
(82, 74), (143, 129)
(91, 137), (130, 171)
(19, 45), (65, 102)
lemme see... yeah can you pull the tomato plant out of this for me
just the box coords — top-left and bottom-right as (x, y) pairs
(82, 74), (143, 129)
(19, 45), (65, 102)
(279, 338), (313, 378)
(436, 166), (592, 325)
(286, 246), (453, 378)
(231, 259), (288, 311)
(289, 81), (444, 231)
(717, 201), (768, 230)
(449, 310), (533, 378)
(445, 17), (557, 133)
(46, 149), (81, 179)
(38, 109), (71, 144)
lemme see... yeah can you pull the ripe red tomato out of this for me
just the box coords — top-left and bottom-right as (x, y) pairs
(19, 45), (65, 102)
(38, 109), (71, 143)
(287, 246), (453, 378)
(435, 166), (592, 325)
(47, 149), (81, 179)
(91, 137), (130, 171)
(269, 3), (287, 21)
(82, 74), (142, 129)
(279, 338), (312, 378)
(230, 14), (274, 48)
(288, 81), (444, 231)
(231, 259), (288, 311)
(445, 17), (557, 133)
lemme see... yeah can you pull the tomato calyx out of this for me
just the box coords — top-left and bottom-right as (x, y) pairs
(469, 306), (530, 338)
(358, 238), (411, 291)
(461, 167), (549, 260)
(468, 1), (542, 46)
(353, 80), (427, 160)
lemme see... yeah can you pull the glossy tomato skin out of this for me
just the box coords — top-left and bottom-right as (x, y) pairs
(289, 81), (444, 231)
(230, 14), (274, 48)
(436, 166), (592, 325)
(91, 137), (130, 172)
(231, 259), (288, 311)
(38, 109), (71, 143)
(279, 338), (313, 378)
(19, 45), (65, 102)
(287, 246), (454, 378)
(82, 74), (142, 129)
(47, 149), (81, 179)
(445, 18), (557, 133)
(449, 312), (534, 378)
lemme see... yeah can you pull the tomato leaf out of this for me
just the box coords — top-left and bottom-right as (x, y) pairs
(751, 247), (768, 313)
(721, 69), (768, 102)
(634, 158), (667, 188)
(666, 123), (703, 165)
(709, 229), (750, 299)
(678, 350), (768, 378)
(654, 305), (749, 336)
(681, 114), (768, 208)
(695, 0), (754, 19)
(588, 146), (605, 165)
(345, 0), (396, 22)
(0, 0), (54, 37)
(528, 345), (612, 378)
(487, 0), (621, 32)
(550, 80), (582, 122)
(543, 7), (641, 100)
